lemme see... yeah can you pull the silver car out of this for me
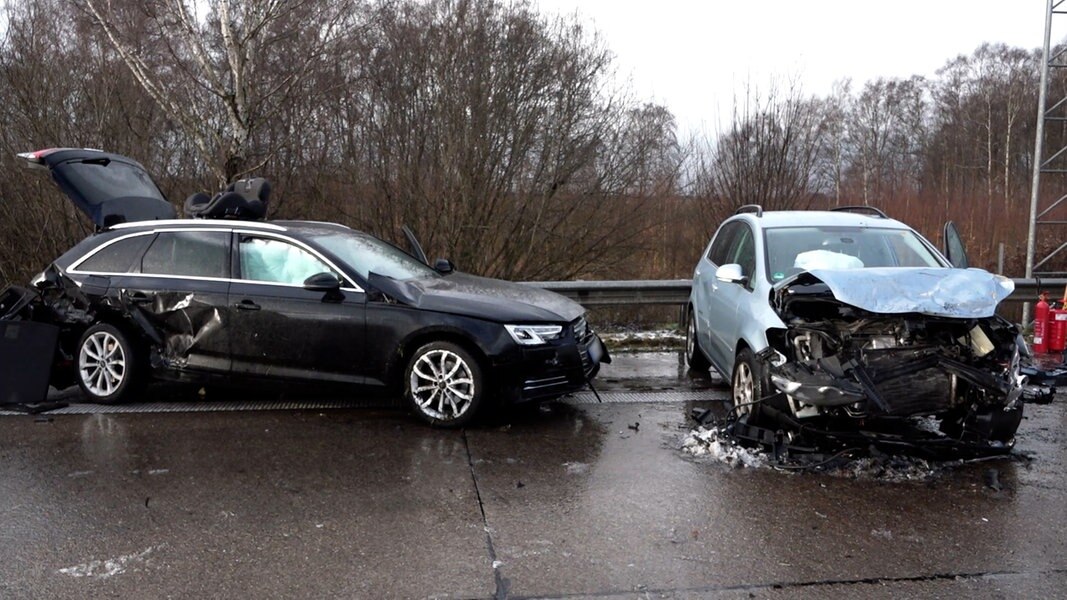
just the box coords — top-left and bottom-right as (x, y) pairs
(685, 205), (1025, 451)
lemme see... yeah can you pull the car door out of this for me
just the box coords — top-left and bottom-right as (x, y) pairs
(693, 222), (732, 371)
(227, 232), (367, 384)
(703, 221), (757, 372)
(70, 229), (234, 373)
(942, 221), (970, 268)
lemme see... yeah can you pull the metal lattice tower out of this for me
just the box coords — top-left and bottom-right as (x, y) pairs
(1027, 1), (1067, 284)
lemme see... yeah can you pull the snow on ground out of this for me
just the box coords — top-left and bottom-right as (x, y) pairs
(599, 328), (684, 351)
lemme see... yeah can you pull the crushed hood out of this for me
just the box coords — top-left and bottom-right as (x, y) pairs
(368, 272), (585, 323)
(775, 267), (1014, 318)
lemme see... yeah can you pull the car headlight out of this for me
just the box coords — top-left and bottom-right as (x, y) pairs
(505, 324), (564, 346)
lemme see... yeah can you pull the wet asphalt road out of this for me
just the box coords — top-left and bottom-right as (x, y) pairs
(1, 352), (1066, 599)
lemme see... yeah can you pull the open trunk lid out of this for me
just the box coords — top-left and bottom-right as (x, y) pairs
(18, 148), (176, 228)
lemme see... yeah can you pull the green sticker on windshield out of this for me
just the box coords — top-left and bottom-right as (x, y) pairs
(773, 272), (784, 280)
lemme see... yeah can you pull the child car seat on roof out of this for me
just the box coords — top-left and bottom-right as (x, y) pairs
(184, 177), (271, 220)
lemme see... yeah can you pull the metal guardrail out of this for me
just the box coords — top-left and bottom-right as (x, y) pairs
(528, 278), (1067, 307)
(529, 279), (692, 306)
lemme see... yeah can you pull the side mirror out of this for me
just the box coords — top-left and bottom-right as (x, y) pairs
(303, 272), (342, 292)
(942, 221), (970, 269)
(715, 263), (747, 285)
(434, 258), (455, 274)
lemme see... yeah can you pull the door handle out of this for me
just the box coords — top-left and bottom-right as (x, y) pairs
(234, 299), (261, 311)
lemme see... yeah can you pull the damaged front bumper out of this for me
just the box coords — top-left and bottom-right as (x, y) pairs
(743, 318), (1031, 455)
(499, 333), (610, 402)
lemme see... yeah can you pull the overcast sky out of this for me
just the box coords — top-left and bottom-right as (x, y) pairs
(534, 1), (1055, 137)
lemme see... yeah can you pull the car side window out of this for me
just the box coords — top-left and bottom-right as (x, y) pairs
(75, 234), (154, 274)
(141, 231), (229, 278)
(887, 232), (937, 267)
(731, 225), (756, 281)
(707, 222), (740, 266)
(238, 235), (337, 286)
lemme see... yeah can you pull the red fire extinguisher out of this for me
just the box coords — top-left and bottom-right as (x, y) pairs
(1052, 287), (1067, 353)
(1034, 291), (1050, 354)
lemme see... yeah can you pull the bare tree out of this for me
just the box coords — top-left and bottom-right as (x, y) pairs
(845, 76), (927, 208)
(82, 0), (361, 184)
(338, 0), (666, 280)
(694, 80), (830, 229)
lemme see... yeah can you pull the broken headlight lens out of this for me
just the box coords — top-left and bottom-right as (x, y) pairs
(505, 324), (564, 346)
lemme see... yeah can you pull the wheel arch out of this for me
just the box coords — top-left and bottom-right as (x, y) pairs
(389, 328), (492, 391)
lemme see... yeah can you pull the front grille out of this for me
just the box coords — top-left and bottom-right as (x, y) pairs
(572, 316), (591, 343)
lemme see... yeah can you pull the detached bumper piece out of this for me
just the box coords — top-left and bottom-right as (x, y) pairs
(0, 318), (62, 411)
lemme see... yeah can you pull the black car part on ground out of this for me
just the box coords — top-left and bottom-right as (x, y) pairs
(0, 277), (91, 409)
(0, 315), (61, 409)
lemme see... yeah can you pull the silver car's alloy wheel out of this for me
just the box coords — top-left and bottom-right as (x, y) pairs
(686, 317), (697, 359)
(732, 361), (754, 415)
(409, 349), (476, 421)
(684, 308), (710, 371)
(79, 330), (127, 398)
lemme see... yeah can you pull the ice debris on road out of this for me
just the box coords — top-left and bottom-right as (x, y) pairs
(58, 545), (163, 579)
(682, 426), (767, 469)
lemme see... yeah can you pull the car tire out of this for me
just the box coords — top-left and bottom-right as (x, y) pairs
(685, 307), (711, 371)
(731, 347), (765, 420)
(76, 323), (145, 404)
(404, 341), (485, 428)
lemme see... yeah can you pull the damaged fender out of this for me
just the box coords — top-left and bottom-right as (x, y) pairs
(3, 266), (231, 387)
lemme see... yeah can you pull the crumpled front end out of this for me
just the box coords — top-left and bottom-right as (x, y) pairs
(755, 270), (1026, 452)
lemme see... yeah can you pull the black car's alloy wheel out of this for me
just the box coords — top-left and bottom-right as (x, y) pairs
(405, 341), (484, 427)
(76, 323), (144, 404)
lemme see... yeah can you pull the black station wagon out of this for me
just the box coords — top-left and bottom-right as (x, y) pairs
(0, 148), (609, 426)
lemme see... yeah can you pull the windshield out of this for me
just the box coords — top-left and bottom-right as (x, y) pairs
(307, 230), (439, 282)
(764, 226), (945, 282)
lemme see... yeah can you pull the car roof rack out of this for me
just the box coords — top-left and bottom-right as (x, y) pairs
(830, 205), (888, 218)
(735, 204), (763, 217)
